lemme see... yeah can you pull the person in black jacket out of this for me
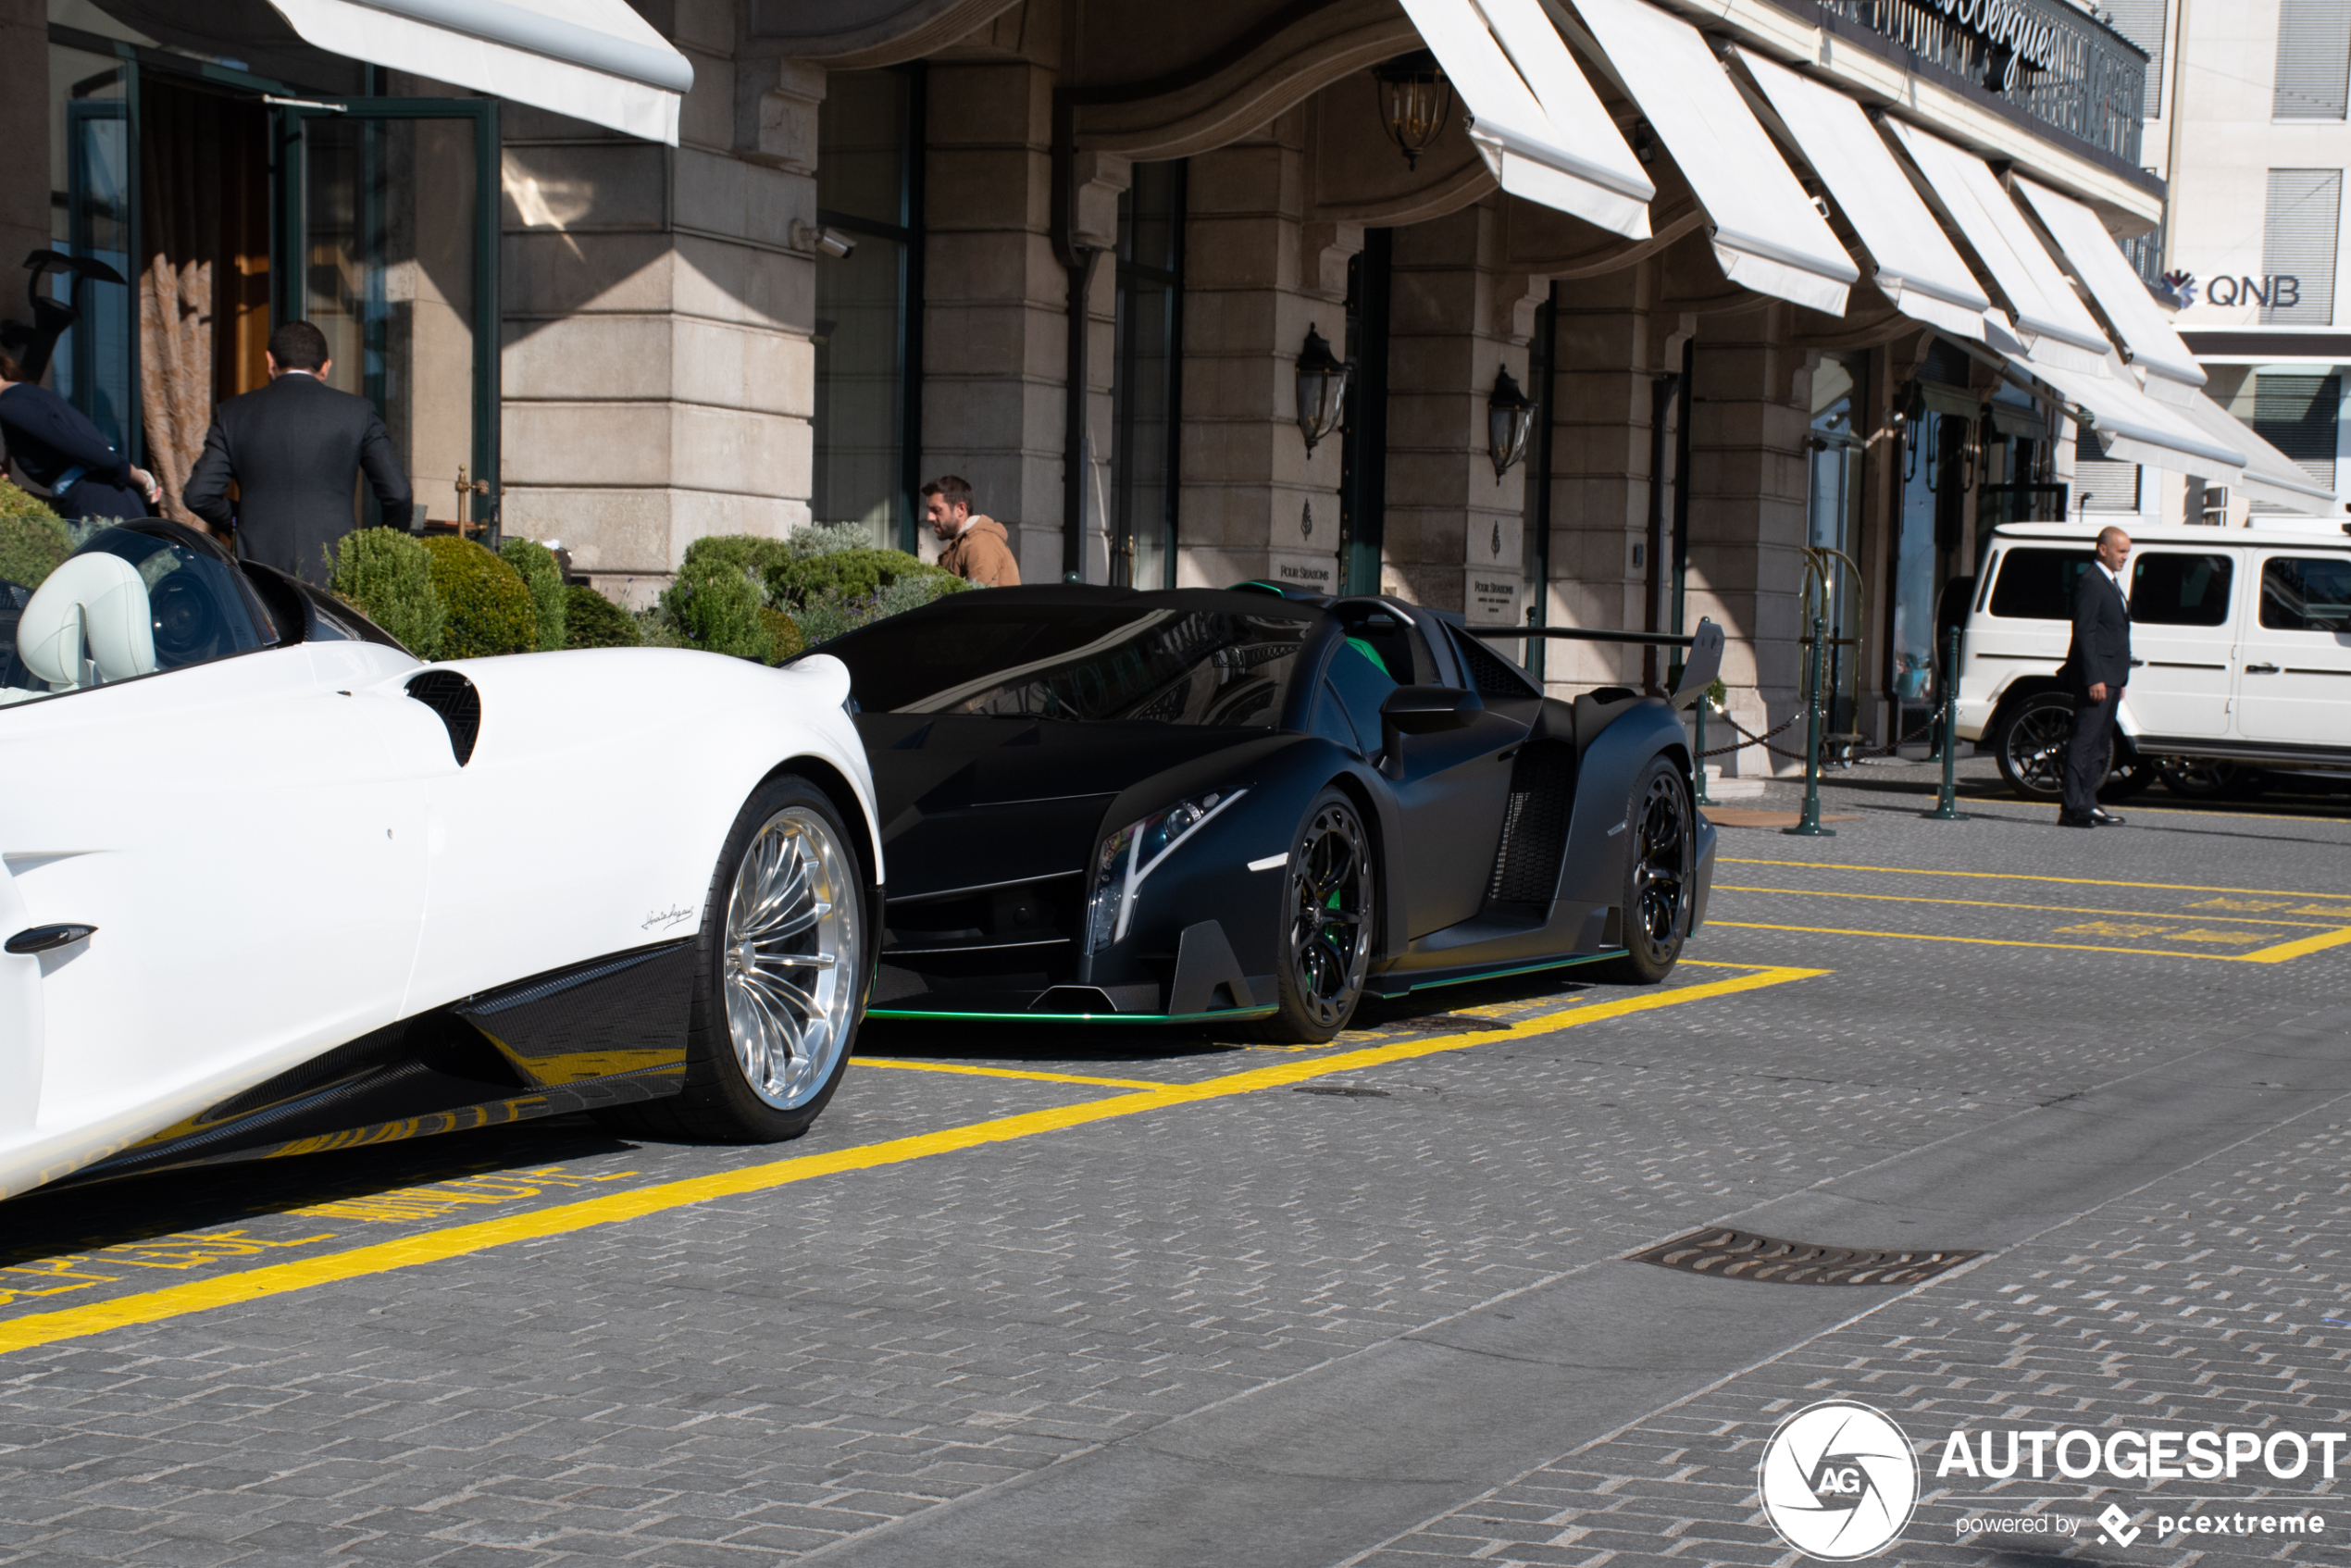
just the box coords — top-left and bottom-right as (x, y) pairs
(0, 351), (161, 520)
(183, 320), (413, 586)
(2059, 526), (2134, 828)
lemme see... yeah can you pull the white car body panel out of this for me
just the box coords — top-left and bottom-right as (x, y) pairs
(0, 631), (877, 1200)
(1955, 522), (2351, 758)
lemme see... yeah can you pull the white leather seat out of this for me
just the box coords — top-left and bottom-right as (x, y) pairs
(17, 553), (156, 690)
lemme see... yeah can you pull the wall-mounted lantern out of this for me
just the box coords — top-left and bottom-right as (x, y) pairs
(1296, 325), (1351, 453)
(1487, 365), (1534, 480)
(1375, 51), (1452, 170)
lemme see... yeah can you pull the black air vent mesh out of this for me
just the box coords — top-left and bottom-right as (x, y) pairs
(406, 670), (481, 765)
(1449, 628), (1540, 698)
(1486, 741), (1574, 905)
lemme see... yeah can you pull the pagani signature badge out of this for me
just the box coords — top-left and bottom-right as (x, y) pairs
(642, 904), (695, 930)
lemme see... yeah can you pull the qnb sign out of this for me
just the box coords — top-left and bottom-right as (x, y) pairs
(1896, 0), (2061, 91)
(2204, 274), (2305, 308)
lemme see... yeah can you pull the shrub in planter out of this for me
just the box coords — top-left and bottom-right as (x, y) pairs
(422, 535), (537, 658)
(330, 528), (446, 655)
(765, 546), (965, 610)
(0, 512), (71, 593)
(759, 605), (803, 662)
(499, 537), (566, 652)
(680, 532), (798, 584)
(563, 583), (641, 649)
(658, 554), (773, 661)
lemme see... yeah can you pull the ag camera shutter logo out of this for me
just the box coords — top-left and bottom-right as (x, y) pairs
(1758, 1400), (1920, 1560)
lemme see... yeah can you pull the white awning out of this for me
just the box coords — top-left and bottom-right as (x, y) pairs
(1732, 49), (1991, 341)
(1561, 0), (1857, 313)
(2024, 355), (2249, 477)
(1399, 0), (1654, 238)
(2012, 178), (2206, 404)
(1885, 121), (2111, 373)
(265, 0), (692, 143)
(2172, 395), (2341, 511)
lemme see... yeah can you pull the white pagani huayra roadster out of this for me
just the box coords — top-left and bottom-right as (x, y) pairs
(0, 521), (883, 1201)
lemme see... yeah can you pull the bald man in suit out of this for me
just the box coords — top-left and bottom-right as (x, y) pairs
(2059, 526), (2133, 828)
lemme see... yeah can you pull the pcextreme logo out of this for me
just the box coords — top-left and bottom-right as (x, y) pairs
(1757, 1400), (1921, 1561)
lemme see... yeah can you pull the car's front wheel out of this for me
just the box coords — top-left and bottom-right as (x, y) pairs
(1597, 756), (1693, 985)
(1994, 691), (2074, 801)
(604, 774), (867, 1142)
(1255, 788), (1376, 1043)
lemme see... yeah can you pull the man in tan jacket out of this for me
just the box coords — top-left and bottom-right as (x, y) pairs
(924, 474), (1020, 587)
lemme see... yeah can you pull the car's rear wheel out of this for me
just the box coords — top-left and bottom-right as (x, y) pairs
(1994, 691), (2073, 801)
(601, 775), (867, 1142)
(1254, 788), (1376, 1043)
(1597, 756), (1693, 985)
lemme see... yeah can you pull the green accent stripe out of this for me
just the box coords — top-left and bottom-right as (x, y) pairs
(1398, 951), (1626, 992)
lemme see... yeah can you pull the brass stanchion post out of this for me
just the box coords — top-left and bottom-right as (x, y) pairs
(1784, 615), (1835, 837)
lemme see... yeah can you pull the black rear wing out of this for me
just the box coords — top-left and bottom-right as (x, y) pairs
(1461, 616), (1724, 712)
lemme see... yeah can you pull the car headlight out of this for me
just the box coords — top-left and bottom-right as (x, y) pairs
(1085, 788), (1246, 952)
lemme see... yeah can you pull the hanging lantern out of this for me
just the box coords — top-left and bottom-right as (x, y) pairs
(1375, 51), (1452, 170)
(1295, 325), (1351, 454)
(1487, 365), (1534, 481)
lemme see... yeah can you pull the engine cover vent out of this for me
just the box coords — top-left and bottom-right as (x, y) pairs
(1628, 1227), (1982, 1286)
(406, 670), (481, 765)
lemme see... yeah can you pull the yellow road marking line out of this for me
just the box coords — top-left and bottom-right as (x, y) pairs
(1723, 859), (2348, 900)
(1711, 885), (2351, 929)
(0, 966), (1821, 1355)
(1713, 921), (2348, 964)
(853, 1060), (1170, 1089)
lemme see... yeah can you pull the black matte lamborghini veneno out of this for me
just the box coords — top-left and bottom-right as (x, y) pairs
(809, 584), (1721, 1041)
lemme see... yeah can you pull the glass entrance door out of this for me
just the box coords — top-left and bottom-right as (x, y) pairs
(276, 101), (498, 534)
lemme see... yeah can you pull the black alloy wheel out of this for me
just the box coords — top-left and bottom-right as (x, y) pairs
(1598, 757), (1693, 985)
(2159, 758), (2266, 800)
(1258, 788), (1376, 1043)
(1995, 691), (2154, 803)
(1994, 691), (2074, 801)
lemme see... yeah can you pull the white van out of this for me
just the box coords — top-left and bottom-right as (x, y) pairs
(1957, 520), (2351, 799)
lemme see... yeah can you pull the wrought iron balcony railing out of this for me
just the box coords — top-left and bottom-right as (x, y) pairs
(1776, 0), (2149, 167)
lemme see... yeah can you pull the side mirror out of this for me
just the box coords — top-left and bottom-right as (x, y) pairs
(1380, 684), (1481, 740)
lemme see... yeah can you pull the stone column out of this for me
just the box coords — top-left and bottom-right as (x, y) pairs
(1381, 200), (1530, 621)
(1176, 111), (1344, 592)
(499, 6), (815, 604)
(1542, 261), (1668, 694)
(1685, 300), (1811, 773)
(921, 59), (1084, 583)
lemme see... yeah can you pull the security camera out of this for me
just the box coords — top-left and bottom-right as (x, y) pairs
(792, 221), (857, 260)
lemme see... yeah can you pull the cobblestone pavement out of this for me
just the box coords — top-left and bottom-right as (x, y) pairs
(2, 760), (2349, 1567)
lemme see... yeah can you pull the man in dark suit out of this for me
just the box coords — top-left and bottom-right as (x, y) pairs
(2059, 526), (2133, 828)
(183, 320), (413, 586)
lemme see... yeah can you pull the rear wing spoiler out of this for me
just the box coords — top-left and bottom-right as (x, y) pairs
(1461, 616), (1724, 712)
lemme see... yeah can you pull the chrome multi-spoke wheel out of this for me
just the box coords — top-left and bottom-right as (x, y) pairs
(1262, 790), (1375, 1041)
(1600, 757), (1693, 985)
(598, 778), (868, 1144)
(723, 804), (860, 1109)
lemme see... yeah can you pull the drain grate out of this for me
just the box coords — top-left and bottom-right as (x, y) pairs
(1294, 1083), (1390, 1098)
(1628, 1227), (1982, 1286)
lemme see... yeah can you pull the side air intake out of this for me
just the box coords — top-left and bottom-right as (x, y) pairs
(405, 670), (481, 765)
(1486, 741), (1574, 908)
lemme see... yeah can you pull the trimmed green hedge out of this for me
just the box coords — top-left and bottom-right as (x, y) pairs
(764, 546), (964, 609)
(659, 553), (773, 662)
(330, 529), (446, 655)
(563, 583), (642, 649)
(0, 513), (71, 594)
(422, 535), (537, 658)
(499, 537), (567, 652)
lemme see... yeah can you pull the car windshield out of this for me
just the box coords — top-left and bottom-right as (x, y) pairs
(822, 601), (1314, 725)
(1, 519), (274, 707)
